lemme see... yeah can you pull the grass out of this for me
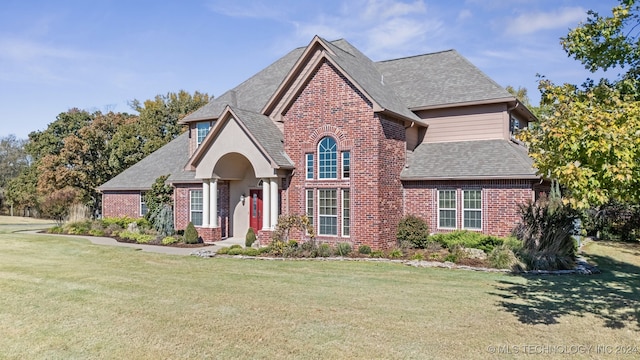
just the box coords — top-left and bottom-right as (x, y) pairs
(0, 220), (638, 359)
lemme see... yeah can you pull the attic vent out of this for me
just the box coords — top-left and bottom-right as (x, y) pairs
(381, 74), (384, 85)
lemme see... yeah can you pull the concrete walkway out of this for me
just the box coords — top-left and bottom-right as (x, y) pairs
(25, 230), (245, 256)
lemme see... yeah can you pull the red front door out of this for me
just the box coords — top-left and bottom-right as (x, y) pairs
(249, 189), (263, 231)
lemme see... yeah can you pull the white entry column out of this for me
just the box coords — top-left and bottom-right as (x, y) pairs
(211, 179), (218, 227)
(270, 178), (278, 229)
(262, 178), (270, 230)
(202, 179), (210, 228)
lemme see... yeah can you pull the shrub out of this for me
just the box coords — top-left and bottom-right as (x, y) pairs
(358, 245), (372, 255)
(317, 243), (331, 257)
(370, 250), (385, 258)
(288, 240), (299, 248)
(161, 236), (179, 245)
(47, 226), (64, 234)
(410, 252), (425, 261)
(243, 248), (259, 256)
(245, 227), (257, 247)
(488, 245), (520, 269)
(65, 220), (92, 235)
(89, 229), (105, 237)
(184, 222), (200, 244)
(101, 216), (149, 230)
(430, 231), (507, 253)
(443, 246), (466, 263)
(149, 204), (174, 237)
(388, 248), (404, 259)
(396, 215), (430, 248)
(258, 246), (271, 255)
(217, 247), (229, 255)
(512, 196), (578, 270)
(429, 253), (441, 261)
(135, 234), (154, 244)
(228, 247), (244, 255)
(335, 242), (352, 256)
(229, 244), (242, 250)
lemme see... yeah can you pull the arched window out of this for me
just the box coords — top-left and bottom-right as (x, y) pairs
(318, 137), (337, 179)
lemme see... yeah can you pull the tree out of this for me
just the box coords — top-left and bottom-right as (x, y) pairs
(519, 0), (640, 209)
(4, 166), (39, 216)
(144, 175), (173, 220)
(40, 187), (79, 225)
(0, 135), (29, 189)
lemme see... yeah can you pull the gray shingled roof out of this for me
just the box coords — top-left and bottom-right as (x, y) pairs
(181, 47), (306, 123)
(229, 106), (294, 168)
(376, 50), (512, 109)
(98, 132), (194, 191)
(401, 140), (537, 180)
(321, 39), (422, 122)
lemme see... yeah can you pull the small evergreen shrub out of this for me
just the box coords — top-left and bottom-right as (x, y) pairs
(396, 215), (430, 248)
(89, 229), (105, 237)
(217, 247), (229, 255)
(335, 242), (352, 256)
(243, 248), (259, 256)
(228, 247), (244, 255)
(288, 240), (299, 248)
(258, 246), (271, 255)
(358, 245), (372, 255)
(229, 244), (242, 250)
(149, 204), (174, 236)
(245, 227), (257, 247)
(429, 253), (441, 261)
(410, 252), (425, 261)
(184, 222), (199, 244)
(47, 226), (64, 234)
(161, 236), (179, 245)
(430, 231), (508, 253)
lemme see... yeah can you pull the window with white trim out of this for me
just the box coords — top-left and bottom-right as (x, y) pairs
(140, 193), (148, 217)
(318, 189), (337, 235)
(318, 137), (337, 179)
(342, 151), (350, 179)
(306, 189), (314, 227)
(306, 153), (314, 180)
(190, 189), (203, 226)
(438, 190), (456, 229)
(342, 189), (350, 237)
(463, 190), (482, 229)
(196, 122), (210, 147)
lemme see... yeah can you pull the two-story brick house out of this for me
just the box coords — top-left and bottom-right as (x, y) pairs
(98, 36), (541, 249)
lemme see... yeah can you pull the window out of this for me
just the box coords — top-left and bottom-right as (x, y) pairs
(196, 122), (210, 147)
(190, 189), (203, 226)
(463, 190), (482, 229)
(342, 189), (350, 237)
(342, 151), (350, 179)
(306, 153), (314, 180)
(438, 190), (456, 229)
(306, 189), (314, 226)
(318, 137), (337, 179)
(140, 193), (148, 217)
(318, 189), (337, 235)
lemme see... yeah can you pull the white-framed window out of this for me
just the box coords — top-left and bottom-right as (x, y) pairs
(438, 190), (457, 229)
(463, 190), (482, 230)
(306, 153), (314, 180)
(342, 189), (350, 237)
(342, 151), (350, 179)
(318, 189), (337, 235)
(190, 189), (203, 226)
(196, 122), (210, 147)
(306, 189), (314, 227)
(318, 137), (337, 179)
(140, 193), (148, 217)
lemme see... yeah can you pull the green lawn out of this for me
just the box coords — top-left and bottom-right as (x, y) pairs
(0, 220), (638, 359)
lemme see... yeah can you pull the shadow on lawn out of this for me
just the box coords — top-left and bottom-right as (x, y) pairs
(493, 249), (640, 330)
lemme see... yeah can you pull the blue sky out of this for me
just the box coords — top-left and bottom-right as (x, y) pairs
(0, 0), (618, 139)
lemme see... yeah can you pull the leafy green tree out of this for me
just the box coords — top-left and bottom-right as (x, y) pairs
(519, 0), (640, 209)
(4, 166), (39, 216)
(143, 175), (173, 220)
(25, 108), (93, 162)
(0, 135), (29, 189)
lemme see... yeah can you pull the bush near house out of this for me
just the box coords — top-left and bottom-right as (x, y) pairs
(183, 222), (200, 244)
(396, 215), (429, 248)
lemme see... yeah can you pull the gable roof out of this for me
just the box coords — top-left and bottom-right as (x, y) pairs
(98, 132), (194, 191)
(376, 50), (513, 110)
(187, 106), (293, 171)
(263, 36), (422, 124)
(401, 139), (538, 180)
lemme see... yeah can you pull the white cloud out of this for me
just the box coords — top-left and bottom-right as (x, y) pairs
(505, 7), (587, 35)
(457, 9), (472, 21)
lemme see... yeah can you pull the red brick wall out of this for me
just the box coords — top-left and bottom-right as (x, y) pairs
(282, 59), (405, 249)
(403, 179), (536, 237)
(173, 181), (230, 238)
(102, 191), (141, 218)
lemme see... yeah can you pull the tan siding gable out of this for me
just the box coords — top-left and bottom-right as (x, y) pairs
(416, 103), (509, 143)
